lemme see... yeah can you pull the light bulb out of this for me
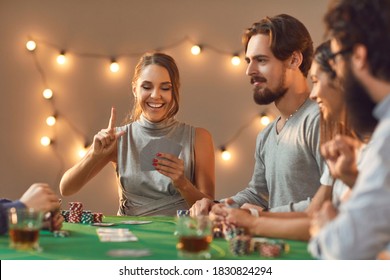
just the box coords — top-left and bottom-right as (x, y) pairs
(26, 40), (36, 51)
(110, 60), (119, 73)
(78, 148), (87, 158)
(57, 52), (66, 64)
(46, 116), (56, 126)
(42, 89), (53, 99)
(191, 45), (202, 55)
(231, 55), (241, 66)
(220, 147), (232, 161)
(221, 150), (231, 161)
(40, 136), (52, 147)
(260, 114), (271, 126)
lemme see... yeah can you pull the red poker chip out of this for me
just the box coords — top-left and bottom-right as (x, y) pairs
(260, 244), (281, 257)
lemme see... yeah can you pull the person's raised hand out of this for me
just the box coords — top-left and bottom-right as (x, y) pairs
(321, 135), (360, 187)
(92, 107), (125, 157)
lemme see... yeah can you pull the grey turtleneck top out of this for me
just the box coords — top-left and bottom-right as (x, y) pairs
(116, 115), (195, 216)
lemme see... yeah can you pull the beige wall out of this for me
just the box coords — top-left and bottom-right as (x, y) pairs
(0, 0), (329, 214)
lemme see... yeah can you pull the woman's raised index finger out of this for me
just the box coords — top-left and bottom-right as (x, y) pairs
(108, 107), (116, 129)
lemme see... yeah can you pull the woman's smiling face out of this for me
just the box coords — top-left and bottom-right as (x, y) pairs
(133, 64), (173, 123)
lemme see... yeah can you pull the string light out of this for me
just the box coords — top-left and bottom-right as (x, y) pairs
(191, 45), (202, 55)
(110, 59), (119, 73)
(26, 40), (36, 51)
(78, 142), (90, 158)
(40, 136), (52, 147)
(78, 147), (88, 158)
(220, 146), (232, 161)
(46, 115), (57, 126)
(57, 51), (66, 65)
(260, 113), (271, 126)
(42, 88), (53, 99)
(27, 36), (274, 176)
(231, 53), (241, 66)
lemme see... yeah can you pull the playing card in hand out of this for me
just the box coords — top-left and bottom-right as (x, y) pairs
(140, 138), (182, 171)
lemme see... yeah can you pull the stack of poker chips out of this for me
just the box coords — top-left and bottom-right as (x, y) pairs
(68, 202), (83, 223)
(212, 222), (223, 238)
(176, 209), (190, 217)
(53, 230), (70, 237)
(229, 235), (252, 256)
(61, 210), (70, 222)
(252, 238), (290, 257)
(81, 210), (93, 224)
(222, 223), (246, 240)
(93, 212), (103, 223)
(60, 202), (103, 224)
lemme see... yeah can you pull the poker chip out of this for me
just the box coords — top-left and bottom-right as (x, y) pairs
(260, 243), (281, 257)
(93, 212), (103, 223)
(229, 235), (252, 256)
(223, 223), (246, 240)
(81, 210), (93, 224)
(177, 210), (190, 217)
(61, 202), (104, 225)
(254, 239), (290, 258)
(53, 230), (70, 237)
(212, 222), (223, 238)
(68, 202), (83, 223)
(61, 210), (70, 222)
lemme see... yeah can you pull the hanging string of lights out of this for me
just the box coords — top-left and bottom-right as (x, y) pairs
(25, 36), (273, 171)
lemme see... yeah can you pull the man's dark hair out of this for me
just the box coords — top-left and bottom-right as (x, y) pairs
(324, 0), (390, 81)
(243, 14), (313, 77)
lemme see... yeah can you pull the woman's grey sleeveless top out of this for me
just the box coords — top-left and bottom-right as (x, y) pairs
(116, 115), (195, 216)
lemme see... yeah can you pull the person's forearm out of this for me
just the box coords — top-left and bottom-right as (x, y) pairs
(175, 179), (214, 207)
(251, 216), (311, 241)
(60, 150), (109, 196)
(259, 211), (308, 219)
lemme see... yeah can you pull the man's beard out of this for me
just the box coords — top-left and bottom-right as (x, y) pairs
(343, 64), (378, 137)
(252, 69), (288, 105)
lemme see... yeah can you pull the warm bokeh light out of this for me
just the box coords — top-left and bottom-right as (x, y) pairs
(40, 136), (52, 147)
(25, 36), (269, 167)
(57, 52), (66, 64)
(46, 116), (57, 126)
(26, 40), (36, 51)
(191, 45), (202, 55)
(260, 114), (271, 126)
(231, 55), (241, 66)
(221, 149), (232, 161)
(78, 148), (87, 158)
(110, 61), (119, 73)
(42, 89), (53, 99)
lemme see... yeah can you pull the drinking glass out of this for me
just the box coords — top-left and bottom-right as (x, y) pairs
(8, 207), (44, 251)
(176, 215), (212, 259)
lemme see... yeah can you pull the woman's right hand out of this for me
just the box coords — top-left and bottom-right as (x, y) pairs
(91, 107), (125, 157)
(320, 135), (359, 187)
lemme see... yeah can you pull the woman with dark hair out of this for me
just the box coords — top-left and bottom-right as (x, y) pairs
(60, 53), (215, 216)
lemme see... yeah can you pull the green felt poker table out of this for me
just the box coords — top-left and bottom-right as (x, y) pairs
(0, 216), (314, 260)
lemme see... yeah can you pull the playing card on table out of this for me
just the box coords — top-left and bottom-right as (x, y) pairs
(96, 228), (138, 242)
(140, 138), (182, 171)
(119, 220), (153, 225)
(91, 222), (115, 227)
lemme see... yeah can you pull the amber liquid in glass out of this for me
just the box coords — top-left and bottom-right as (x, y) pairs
(177, 235), (212, 253)
(9, 228), (39, 249)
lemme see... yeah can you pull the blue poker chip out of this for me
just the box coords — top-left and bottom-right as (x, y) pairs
(53, 230), (70, 237)
(176, 210), (190, 217)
